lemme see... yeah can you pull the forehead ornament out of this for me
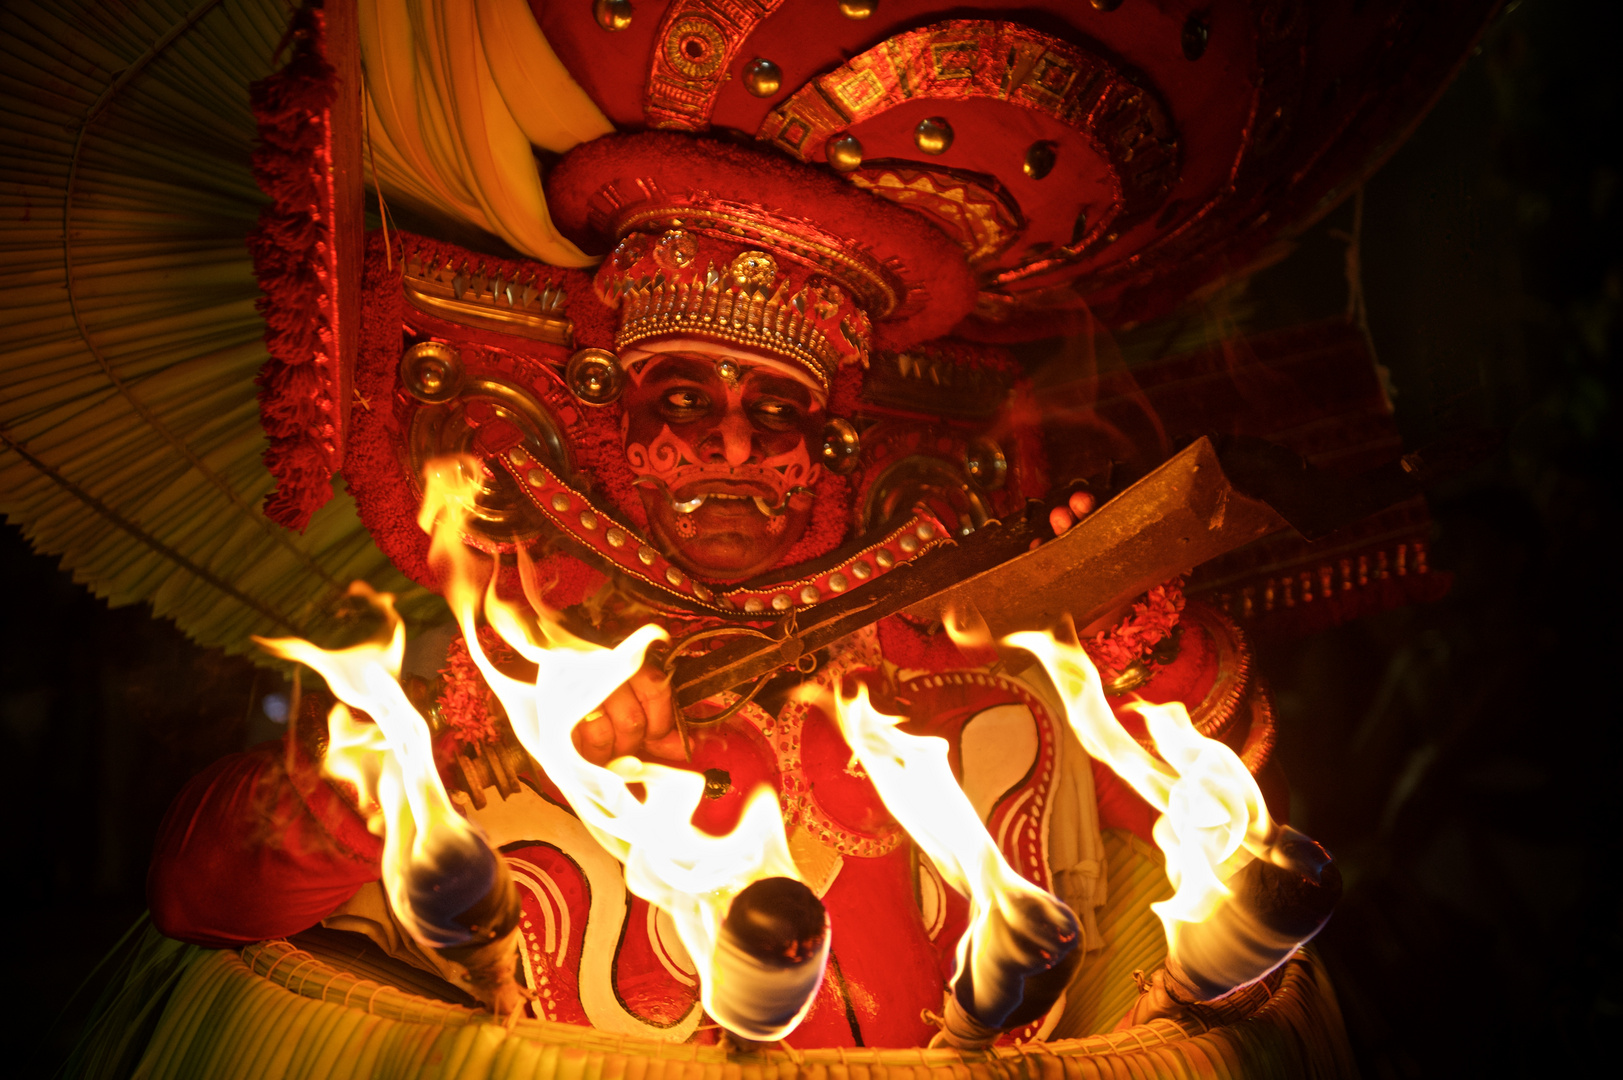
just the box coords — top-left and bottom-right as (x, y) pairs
(588, 180), (906, 391)
(714, 358), (741, 388)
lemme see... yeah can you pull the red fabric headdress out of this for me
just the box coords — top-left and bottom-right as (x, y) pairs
(547, 133), (976, 390)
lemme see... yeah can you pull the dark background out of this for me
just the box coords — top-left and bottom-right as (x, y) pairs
(4, 1), (1617, 1073)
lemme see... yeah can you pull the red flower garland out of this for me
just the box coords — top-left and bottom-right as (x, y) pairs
(1082, 578), (1186, 675)
(435, 626), (518, 745)
(876, 578), (1187, 678)
(247, 1), (345, 531)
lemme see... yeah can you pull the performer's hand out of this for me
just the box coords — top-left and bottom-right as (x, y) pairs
(572, 661), (686, 764)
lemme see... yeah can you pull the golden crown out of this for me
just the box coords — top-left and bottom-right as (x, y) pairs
(597, 235), (874, 391)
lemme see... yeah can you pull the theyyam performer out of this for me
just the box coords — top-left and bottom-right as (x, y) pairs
(0, 0), (1492, 1076)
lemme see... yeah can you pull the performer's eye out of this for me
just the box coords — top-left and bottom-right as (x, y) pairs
(661, 388), (710, 419)
(750, 399), (801, 430)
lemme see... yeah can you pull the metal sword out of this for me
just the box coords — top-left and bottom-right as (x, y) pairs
(667, 431), (1480, 709)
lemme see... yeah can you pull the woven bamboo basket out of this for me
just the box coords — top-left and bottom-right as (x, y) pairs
(60, 934), (1351, 1080)
(60, 831), (1356, 1080)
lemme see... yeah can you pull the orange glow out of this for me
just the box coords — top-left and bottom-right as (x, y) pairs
(420, 456), (810, 1039)
(1005, 631), (1273, 950)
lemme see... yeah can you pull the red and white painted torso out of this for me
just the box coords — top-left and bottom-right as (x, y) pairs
(461, 627), (1079, 1048)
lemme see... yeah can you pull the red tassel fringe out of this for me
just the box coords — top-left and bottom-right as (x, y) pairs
(247, 1), (343, 531)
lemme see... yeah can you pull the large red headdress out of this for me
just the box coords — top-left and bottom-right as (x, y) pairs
(249, 0), (1496, 541)
(242, 0), (1483, 641)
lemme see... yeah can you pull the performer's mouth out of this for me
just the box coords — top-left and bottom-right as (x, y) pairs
(669, 490), (814, 517)
(638, 478), (811, 516)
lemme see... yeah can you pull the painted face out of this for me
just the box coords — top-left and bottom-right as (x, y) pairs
(622, 349), (825, 580)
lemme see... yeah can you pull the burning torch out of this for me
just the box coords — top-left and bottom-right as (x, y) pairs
(258, 587), (530, 1014)
(833, 681), (1082, 1048)
(1011, 630), (1342, 1023)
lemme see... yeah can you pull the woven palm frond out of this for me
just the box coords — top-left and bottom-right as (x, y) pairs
(0, 0), (444, 654)
(85, 932), (1352, 1079)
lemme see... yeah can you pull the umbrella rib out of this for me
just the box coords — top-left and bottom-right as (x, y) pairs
(60, 0), (346, 593)
(1, 419), (302, 634)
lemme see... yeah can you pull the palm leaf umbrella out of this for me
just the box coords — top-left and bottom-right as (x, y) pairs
(0, 0), (442, 654)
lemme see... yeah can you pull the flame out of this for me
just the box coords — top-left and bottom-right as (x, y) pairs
(255, 585), (491, 949)
(420, 456), (806, 1037)
(830, 680), (1068, 1023)
(1004, 630), (1273, 951)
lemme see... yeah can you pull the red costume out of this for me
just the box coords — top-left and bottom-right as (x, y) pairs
(11, 0), (1483, 1071)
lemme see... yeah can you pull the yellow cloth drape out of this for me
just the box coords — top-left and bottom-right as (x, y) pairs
(359, 0), (614, 266)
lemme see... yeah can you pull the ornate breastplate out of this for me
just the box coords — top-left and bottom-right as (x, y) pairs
(460, 649), (1070, 1046)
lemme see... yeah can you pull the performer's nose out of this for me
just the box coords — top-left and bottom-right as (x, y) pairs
(701, 410), (756, 467)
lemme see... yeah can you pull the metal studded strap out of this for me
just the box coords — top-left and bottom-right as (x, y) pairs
(496, 445), (953, 616)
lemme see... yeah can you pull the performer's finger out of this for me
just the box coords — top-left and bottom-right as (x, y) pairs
(630, 663), (676, 743)
(574, 712), (616, 764)
(644, 727), (689, 761)
(1068, 491), (1097, 520)
(1049, 505), (1075, 536)
(602, 683), (648, 759)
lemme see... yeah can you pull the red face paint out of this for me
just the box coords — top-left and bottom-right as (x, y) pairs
(621, 352), (825, 580)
